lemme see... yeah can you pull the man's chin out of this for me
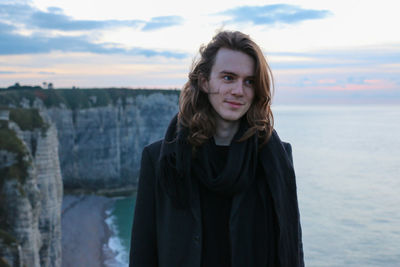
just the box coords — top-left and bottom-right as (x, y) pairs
(218, 113), (245, 123)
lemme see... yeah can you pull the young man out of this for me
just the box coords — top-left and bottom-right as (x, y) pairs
(130, 31), (304, 267)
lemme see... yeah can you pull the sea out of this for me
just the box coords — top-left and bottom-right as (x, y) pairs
(103, 105), (400, 267)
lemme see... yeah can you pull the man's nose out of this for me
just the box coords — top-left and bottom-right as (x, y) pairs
(231, 81), (244, 95)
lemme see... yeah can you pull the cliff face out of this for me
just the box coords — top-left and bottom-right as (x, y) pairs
(30, 120), (63, 267)
(0, 88), (179, 266)
(0, 111), (62, 267)
(1, 89), (179, 193)
(47, 91), (179, 192)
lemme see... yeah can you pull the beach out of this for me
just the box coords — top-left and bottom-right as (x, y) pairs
(61, 195), (116, 267)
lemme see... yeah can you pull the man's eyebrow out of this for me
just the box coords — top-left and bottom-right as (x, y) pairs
(219, 70), (255, 78)
(219, 70), (237, 76)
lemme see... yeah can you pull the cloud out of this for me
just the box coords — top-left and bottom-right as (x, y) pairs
(219, 4), (331, 26)
(142, 16), (183, 31)
(0, 70), (18, 74)
(0, 70), (54, 75)
(0, 21), (15, 32)
(38, 71), (55, 75)
(0, 22), (187, 58)
(268, 48), (400, 70)
(29, 7), (142, 31)
(269, 45), (400, 104)
(0, 3), (186, 58)
(271, 47), (400, 62)
(0, 3), (183, 31)
(315, 80), (398, 91)
(128, 47), (187, 58)
(0, 3), (33, 21)
(46, 7), (63, 13)
(347, 76), (366, 85)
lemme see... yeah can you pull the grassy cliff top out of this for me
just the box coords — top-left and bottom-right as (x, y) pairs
(0, 88), (180, 109)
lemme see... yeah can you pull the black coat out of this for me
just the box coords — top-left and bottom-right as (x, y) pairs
(130, 132), (304, 267)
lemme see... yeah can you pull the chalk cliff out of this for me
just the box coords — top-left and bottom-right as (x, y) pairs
(47, 91), (179, 193)
(0, 88), (179, 266)
(0, 109), (62, 267)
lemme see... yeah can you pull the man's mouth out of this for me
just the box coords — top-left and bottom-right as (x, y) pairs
(225, 100), (244, 108)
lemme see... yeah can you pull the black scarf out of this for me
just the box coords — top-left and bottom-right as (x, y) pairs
(191, 116), (258, 196)
(157, 114), (258, 204)
(156, 114), (304, 267)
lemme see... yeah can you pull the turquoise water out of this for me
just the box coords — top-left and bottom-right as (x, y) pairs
(105, 196), (136, 266)
(108, 105), (400, 267)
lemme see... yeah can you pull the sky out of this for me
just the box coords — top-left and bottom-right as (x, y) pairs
(0, 0), (399, 104)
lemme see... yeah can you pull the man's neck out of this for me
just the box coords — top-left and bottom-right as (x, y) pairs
(213, 118), (239, 146)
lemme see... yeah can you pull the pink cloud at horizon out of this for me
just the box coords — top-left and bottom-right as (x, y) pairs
(321, 79), (397, 91)
(277, 76), (398, 92)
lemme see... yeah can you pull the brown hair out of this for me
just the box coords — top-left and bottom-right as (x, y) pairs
(178, 30), (274, 147)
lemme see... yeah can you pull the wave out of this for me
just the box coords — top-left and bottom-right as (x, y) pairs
(103, 207), (129, 267)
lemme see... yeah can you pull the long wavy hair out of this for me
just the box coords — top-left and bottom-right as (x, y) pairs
(178, 30), (274, 147)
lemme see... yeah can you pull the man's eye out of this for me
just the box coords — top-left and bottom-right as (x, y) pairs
(245, 79), (255, 85)
(223, 75), (233, 81)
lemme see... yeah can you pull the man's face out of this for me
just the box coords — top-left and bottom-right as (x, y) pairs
(203, 48), (255, 123)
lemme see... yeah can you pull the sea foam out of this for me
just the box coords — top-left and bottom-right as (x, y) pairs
(104, 207), (129, 267)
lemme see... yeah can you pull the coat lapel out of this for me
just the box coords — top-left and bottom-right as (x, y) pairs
(259, 130), (301, 266)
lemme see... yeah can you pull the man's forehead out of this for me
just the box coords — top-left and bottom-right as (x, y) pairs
(213, 48), (255, 76)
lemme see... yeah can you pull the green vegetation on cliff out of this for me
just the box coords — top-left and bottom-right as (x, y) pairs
(9, 109), (48, 132)
(0, 257), (12, 267)
(0, 126), (28, 159)
(0, 88), (180, 109)
(0, 230), (19, 267)
(0, 126), (30, 182)
(0, 121), (31, 232)
(0, 107), (48, 136)
(0, 229), (18, 246)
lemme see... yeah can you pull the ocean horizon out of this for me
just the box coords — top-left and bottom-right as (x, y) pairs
(105, 105), (400, 267)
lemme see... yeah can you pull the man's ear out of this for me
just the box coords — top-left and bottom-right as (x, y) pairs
(199, 75), (209, 93)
